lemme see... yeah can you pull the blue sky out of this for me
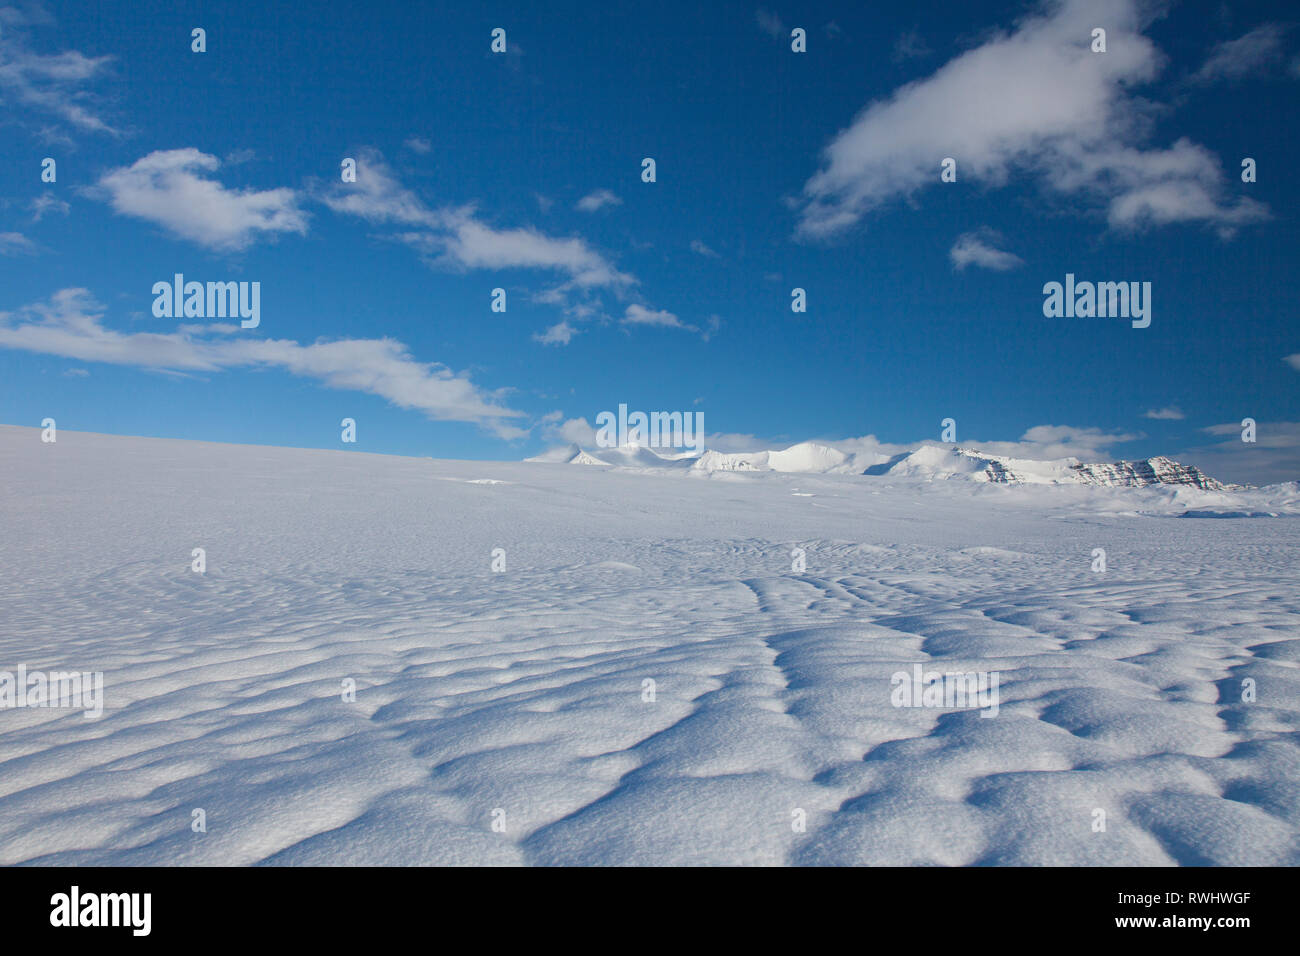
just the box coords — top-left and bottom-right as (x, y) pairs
(2, 0), (1298, 482)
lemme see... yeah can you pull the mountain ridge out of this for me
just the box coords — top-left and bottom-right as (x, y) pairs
(528, 441), (1242, 489)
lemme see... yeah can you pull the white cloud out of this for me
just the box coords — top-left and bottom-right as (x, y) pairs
(690, 239), (719, 257)
(0, 289), (528, 438)
(1143, 405), (1185, 420)
(796, 0), (1268, 239)
(756, 9), (784, 40)
(404, 136), (433, 154)
(1007, 424), (1141, 458)
(950, 229), (1023, 271)
(0, 232), (38, 255)
(321, 150), (633, 289)
(534, 320), (580, 346)
(575, 189), (621, 212)
(317, 149), (437, 226)
(1285, 353), (1300, 372)
(30, 194), (69, 221)
(892, 28), (931, 62)
(817, 426), (1142, 465)
(542, 416), (597, 446)
(441, 207), (633, 288)
(97, 149), (308, 251)
(1192, 24), (1287, 84)
(1180, 421), (1300, 486)
(622, 304), (693, 331)
(0, 11), (115, 134)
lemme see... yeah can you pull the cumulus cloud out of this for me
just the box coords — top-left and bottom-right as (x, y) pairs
(1192, 24), (1287, 84)
(1143, 405), (1185, 420)
(950, 229), (1024, 271)
(0, 289), (527, 438)
(796, 0), (1268, 240)
(541, 415), (597, 446)
(96, 149), (308, 251)
(575, 189), (621, 212)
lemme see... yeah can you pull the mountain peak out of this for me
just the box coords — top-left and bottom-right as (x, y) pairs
(528, 440), (1236, 489)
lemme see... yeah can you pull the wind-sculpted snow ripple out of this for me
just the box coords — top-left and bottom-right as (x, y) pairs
(0, 428), (1297, 865)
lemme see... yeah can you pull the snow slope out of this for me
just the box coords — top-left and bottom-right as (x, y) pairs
(1, 425), (1298, 865)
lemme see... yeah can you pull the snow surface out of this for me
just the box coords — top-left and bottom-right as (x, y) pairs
(2, 425), (1299, 865)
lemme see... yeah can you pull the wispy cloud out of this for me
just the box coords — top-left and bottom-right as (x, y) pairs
(0, 6), (116, 134)
(892, 28), (931, 62)
(575, 189), (621, 212)
(1182, 420), (1300, 485)
(756, 9), (784, 40)
(30, 194), (70, 221)
(95, 149), (308, 251)
(950, 229), (1023, 271)
(1143, 405), (1185, 420)
(442, 208), (632, 287)
(321, 149), (633, 289)
(1191, 24), (1287, 84)
(0, 232), (38, 255)
(0, 289), (528, 438)
(796, 0), (1269, 240)
(690, 239), (719, 258)
(622, 304), (692, 331)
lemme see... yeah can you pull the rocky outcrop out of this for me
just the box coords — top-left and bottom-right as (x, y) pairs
(1068, 456), (1227, 490)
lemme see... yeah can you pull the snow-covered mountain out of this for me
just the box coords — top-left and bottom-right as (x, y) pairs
(867, 446), (1233, 489)
(530, 440), (1236, 490)
(1069, 456), (1228, 490)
